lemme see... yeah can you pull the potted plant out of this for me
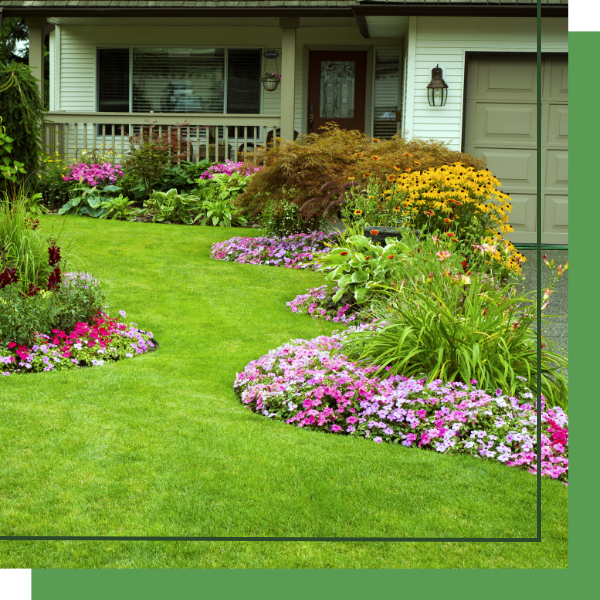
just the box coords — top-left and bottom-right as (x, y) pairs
(260, 73), (281, 92)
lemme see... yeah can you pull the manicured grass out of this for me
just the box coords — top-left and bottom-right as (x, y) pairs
(0, 216), (567, 567)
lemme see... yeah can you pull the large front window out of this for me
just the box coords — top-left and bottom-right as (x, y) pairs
(97, 47), (262, 117)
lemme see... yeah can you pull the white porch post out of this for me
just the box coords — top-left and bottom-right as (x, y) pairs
(280, 17), (298, 141)
(25, 17), (47, 100)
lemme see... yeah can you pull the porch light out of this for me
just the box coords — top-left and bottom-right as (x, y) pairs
(427, 65), (448, 107)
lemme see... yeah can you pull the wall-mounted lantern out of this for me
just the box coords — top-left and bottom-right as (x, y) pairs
(427, 65), (448, 106)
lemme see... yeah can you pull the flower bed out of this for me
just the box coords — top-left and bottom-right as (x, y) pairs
(210, 231), (338, 269)
(1, 308), (156, 375)
(234, 329), (568, 485)
(286, 284), (363, 324)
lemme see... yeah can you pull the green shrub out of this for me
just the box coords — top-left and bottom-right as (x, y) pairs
(236, 124), (486, 221)
(258, 197), (321, 237)
(0, 272), (104, 346)
(0, 62), (46, 176)
(0, 194), (62, 292)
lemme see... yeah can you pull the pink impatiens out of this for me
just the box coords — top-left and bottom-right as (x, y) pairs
(234, 328), (568, 485)
(63, 162), (124, 187)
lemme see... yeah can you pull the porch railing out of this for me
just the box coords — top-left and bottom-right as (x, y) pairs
(43, 112), (282, 165)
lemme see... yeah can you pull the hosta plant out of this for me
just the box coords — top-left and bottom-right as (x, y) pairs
(100, 194), (135, 220)
(142, 188), (202, 224)
(200, 197), (247, 227)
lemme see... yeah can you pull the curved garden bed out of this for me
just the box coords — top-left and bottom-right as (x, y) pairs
(234, 327), (568, 485)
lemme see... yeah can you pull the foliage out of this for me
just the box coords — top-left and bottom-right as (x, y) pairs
(234, 329), (568, 484)
(0, 17), (28, 65)
(341, 260), (568, 409)
(21, 191), (47, 216)
(58, 183), (125, 218)
(0, 116), (26, 187)
(0, 271), (105, 346)
(142, 188), (202, 224)
(124, 122), (192, 197)
(210, 231), (338, 269)
(0, 61), (46, 174)
(200, 197), (247, 227)
(38, 150), (71, 208)
(0, 306), (155, 373)
(236, 124), (486, 220)
(158, 159), (211, 193)
(316, 231), (446, 304)
(100, 194), (135, 220)
(0, 194), (63, 292)
(259, 197), (321, 237)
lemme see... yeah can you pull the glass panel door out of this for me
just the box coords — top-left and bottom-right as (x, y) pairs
(319, 61), (355, 119)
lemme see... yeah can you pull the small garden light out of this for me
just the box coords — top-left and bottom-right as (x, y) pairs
(427, 65), (448, 107)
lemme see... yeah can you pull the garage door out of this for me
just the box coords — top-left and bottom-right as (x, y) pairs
(464, 55), (568, 245)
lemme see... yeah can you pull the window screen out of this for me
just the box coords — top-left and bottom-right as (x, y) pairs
(373, 48), (401, 139)
(97, 48), (130, 135)
(132, 48), (225, 114)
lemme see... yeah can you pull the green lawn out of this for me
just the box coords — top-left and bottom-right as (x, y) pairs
(0, 216), (567, 568)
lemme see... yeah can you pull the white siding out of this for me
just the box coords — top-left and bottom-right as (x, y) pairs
(407, 17), (568, 150)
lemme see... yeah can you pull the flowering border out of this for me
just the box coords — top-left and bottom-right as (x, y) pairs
(234, 328), (568, 485)
(1, 310), (157, 376)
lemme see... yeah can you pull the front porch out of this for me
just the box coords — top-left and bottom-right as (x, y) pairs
(43, 111), (282, 164)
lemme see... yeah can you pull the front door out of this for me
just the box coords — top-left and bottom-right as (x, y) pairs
(308, 51), (367, 134)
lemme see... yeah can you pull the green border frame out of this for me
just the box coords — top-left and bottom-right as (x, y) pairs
(21, 10), (600, 599)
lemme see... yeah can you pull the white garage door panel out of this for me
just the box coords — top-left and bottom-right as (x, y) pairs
(464, 55), (568, 245)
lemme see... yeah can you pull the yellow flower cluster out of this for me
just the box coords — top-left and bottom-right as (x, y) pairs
(392, 163), (514, 235)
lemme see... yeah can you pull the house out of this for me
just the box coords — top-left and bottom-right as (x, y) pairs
(0, 0), (568, 244)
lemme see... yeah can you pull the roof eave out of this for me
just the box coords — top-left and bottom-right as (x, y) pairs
(0, 4), (569, 20)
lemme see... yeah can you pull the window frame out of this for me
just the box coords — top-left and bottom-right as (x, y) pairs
(95, 45), (265, 135)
